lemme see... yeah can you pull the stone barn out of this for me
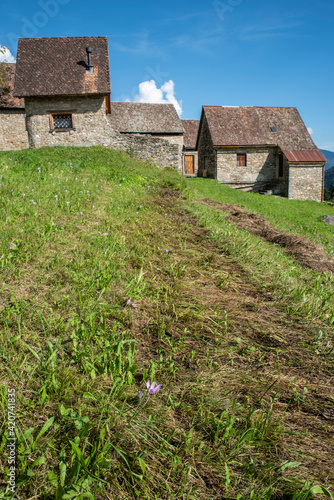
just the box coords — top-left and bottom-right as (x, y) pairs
(197, 106), (326, 202)
(13, 36), (115, 149)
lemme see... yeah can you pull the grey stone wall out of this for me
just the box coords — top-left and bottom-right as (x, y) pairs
(0, 109), (29, 150)
(25, 95), (117, 148)
(216, 147), (277, 184)
(112, 133), (182, 171)
(288, 165), (323, 202)
(197, 116), (216, 177)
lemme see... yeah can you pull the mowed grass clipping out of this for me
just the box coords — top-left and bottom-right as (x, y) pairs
(0, 147), (333, 500)
(186, 178), (334, 258)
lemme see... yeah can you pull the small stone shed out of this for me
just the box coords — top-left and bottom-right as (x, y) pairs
(197, 106), (327, 202)
(13, 36), (115, 149)
(0, 63), (28, 150)
(109, 102), (184, 171)
(182, 120), (199, 177)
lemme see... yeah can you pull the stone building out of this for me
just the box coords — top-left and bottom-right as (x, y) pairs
(109, 102), (184, 170)
(0, 63), (28, 150)
(182, 120), (199, 176)
(197, 106), (326, 202)
(0, 36), (327, 201)
(13, 36), (115, 149)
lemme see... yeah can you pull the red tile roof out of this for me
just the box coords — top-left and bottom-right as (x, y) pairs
(203, 106), (317, 151)
(14, 37), (111, 97)
(109, 102), (184, 134)
(0, 63), (24, 109)
(182, 120), (200, 149)
(282, 150), (327, 163)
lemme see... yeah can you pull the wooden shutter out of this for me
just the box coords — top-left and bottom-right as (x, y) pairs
(237, 153), (247, 166)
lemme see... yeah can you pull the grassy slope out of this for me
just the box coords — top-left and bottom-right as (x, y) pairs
(186, 178), (334, 258)
(0, 147), (333, 500)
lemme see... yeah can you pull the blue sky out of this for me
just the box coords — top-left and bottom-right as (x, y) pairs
(1, 0), (333, 150)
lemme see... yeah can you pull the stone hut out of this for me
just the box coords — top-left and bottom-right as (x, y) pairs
(0, 63), (28, 150)
(197, 106), (327, 202)
(182, 120), (199, 176)
(109, 102), (184, 170)
(13, 36), (115, 149)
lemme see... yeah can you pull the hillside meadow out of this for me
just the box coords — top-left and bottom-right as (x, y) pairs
(0, 147), (333, 500)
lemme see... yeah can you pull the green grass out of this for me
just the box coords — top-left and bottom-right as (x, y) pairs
(0, 147), (333, 500)
(186, 178), (334, 257)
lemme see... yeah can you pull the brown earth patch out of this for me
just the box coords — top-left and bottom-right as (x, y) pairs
(201, 198), (334, 274)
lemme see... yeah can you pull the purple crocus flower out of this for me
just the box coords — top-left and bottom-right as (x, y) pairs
(138, 391), (143, 400)
(55, 195), (58, 201)
(146, 380), (162, 395)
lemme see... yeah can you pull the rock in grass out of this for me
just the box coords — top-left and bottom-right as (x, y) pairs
(323, 216), (334, 225)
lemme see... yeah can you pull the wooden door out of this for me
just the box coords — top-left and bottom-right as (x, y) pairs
(184, 155), (195, 175)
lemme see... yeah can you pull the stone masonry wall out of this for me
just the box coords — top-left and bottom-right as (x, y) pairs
(23, 96), (183, 170)
(111, 133), (182, 171)
(197, 116), (216, 177)
(288, 165), (323, 202)
(0, 109), (29, 150)
(25, 95), (117, 149)
(216, 147), (277, 184)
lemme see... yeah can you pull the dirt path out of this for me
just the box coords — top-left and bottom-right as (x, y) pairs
(130, 190), (334, 491)
(201, 198), (334, 274)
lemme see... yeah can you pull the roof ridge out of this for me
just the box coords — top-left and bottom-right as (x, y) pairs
(17, 36), (108, 40)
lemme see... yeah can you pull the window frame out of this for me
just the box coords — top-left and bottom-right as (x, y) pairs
(49, 111), (75, 132)
(236, 153), (247, 167)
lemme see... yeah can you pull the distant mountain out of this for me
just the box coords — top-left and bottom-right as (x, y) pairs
(320, 149), (334, 171)
(321, 150), (334, 189)
(325, 165), (334, 190)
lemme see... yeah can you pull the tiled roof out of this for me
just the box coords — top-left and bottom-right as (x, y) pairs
(202, 106), (317, 151)
(182, 120), (199, 148)
(14, 37), (111, 97)
(0, 64), (24, 109)
(282, 150), (327, 163)
(109, 102), (184, 134)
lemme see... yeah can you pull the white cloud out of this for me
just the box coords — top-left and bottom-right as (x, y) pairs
(133, 79), (183, 116)
(307, 127), (314, 135)
(0, 46), (16, 63)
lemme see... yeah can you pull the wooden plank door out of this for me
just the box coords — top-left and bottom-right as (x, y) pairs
(184, 155), (194, 175)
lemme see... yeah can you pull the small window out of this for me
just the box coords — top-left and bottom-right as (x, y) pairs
(237, 153), (247, 166)
(50, 112), (74, 131)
